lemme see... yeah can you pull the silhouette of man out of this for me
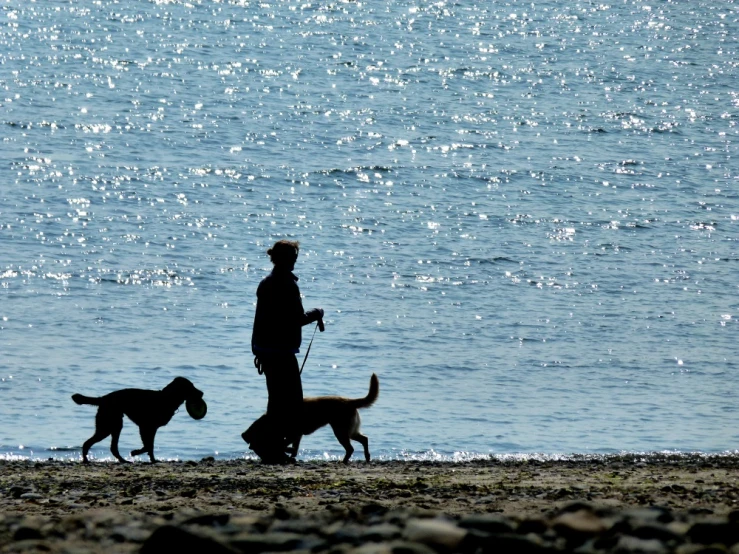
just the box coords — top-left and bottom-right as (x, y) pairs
(245, 239), (323, 463)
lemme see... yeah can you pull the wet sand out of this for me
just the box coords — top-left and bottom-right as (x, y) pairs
(2, 454), (739, 552)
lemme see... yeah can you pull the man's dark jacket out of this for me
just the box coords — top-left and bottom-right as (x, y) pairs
(251, 268), (322, 355)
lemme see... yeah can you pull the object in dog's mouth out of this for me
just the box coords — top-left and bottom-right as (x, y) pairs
(186, 398), (207, 420)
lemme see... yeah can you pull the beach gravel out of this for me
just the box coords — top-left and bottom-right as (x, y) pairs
(1, 454), (739, 553)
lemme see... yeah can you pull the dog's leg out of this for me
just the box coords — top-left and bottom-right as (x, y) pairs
(109, 418), (130, 463)
(81, 431), (108, 463)
(338, 437), (354, 464)
(130, 427), (149, 458)
(134, 426), (158, 463)
(331, 429), (355, 463)
(329, 418), (357, 464)
(145, 427), (159, 463)
(81, 409), (117, 463)
(286, 435), (302, 459)
(352, 432), (370, 462)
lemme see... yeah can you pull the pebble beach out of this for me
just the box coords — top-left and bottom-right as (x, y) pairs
(3, 454), (739, 553)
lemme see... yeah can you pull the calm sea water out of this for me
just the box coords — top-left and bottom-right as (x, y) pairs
(1, 0), (737, 462)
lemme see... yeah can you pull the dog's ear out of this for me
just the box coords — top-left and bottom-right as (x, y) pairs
(164, 377), (190, 393)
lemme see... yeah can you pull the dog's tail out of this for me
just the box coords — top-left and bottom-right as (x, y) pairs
(350, 373), (379, 410)
(72, 394), (100, 406)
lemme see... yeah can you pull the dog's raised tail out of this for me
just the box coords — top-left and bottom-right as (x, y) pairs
(351, 373), (379, 410)
(72, 394), (100, 406)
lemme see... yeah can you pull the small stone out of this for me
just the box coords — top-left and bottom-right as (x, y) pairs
(327, 545), (354, 554)
(351, 543), (393, 554)
(518, 518), (548, 535)
(229, 514), (262, 529)
(329, 523), (368, 544)
(141, 525), (239, 554)
(386, 540), (438, 554)
(552, 509), (608, 545)
(457, 513), (516, 534)
(274, 505), (295, 520)
(13, 526), (44, 541)
(629, 523), (684, 544)
(623, 507), (675, 524)
(362, 502), (389, 517)
(688, 521), (739, 546)
(464, 531), (548, 554)
(689, 508), (715, 516)
(667, 521), (693, 537)
(557, 501), (595, 515)
(110, 525), (151, 543)
(688, 546), (731, 554)
(403, 518), (467, 552)
(230, 531), (312, 552)
(361, 523), (402, 542)
(271, 518), (324, 535)
(9, 486), (32, 499)
(6, 539), (54, 553)
(182, 514), (230, 527)
(615, 535), (669, 553)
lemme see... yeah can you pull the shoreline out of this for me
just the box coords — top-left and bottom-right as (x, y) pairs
(3, 455), (739, 552)
(5, 449), (739, 464)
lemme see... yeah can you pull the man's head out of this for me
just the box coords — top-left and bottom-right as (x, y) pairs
(268, 239), (300, 269)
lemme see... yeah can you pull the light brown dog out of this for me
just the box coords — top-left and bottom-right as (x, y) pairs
(289, 373), (379, 463)
(244, 373), (379, 463)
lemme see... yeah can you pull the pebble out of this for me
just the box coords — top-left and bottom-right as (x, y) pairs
(458, 513), (517, 534)
(18, 493), (44, 501)
(403, 517), (468, 551)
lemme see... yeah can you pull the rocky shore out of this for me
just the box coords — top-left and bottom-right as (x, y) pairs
(2, 454), (739, 553)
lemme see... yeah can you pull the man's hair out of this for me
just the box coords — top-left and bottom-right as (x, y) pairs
(267, 239), (300, 265)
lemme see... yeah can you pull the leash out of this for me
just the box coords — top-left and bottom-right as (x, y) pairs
(299, 322), (320, 375)
(254, 320), (322, 376)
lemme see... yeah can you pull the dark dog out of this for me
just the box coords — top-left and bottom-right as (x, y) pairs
(243, 373), (379, 463)
(72, 377), (203, 463)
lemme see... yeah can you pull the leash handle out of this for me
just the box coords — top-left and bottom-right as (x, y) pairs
(299, 322), (320, 375)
